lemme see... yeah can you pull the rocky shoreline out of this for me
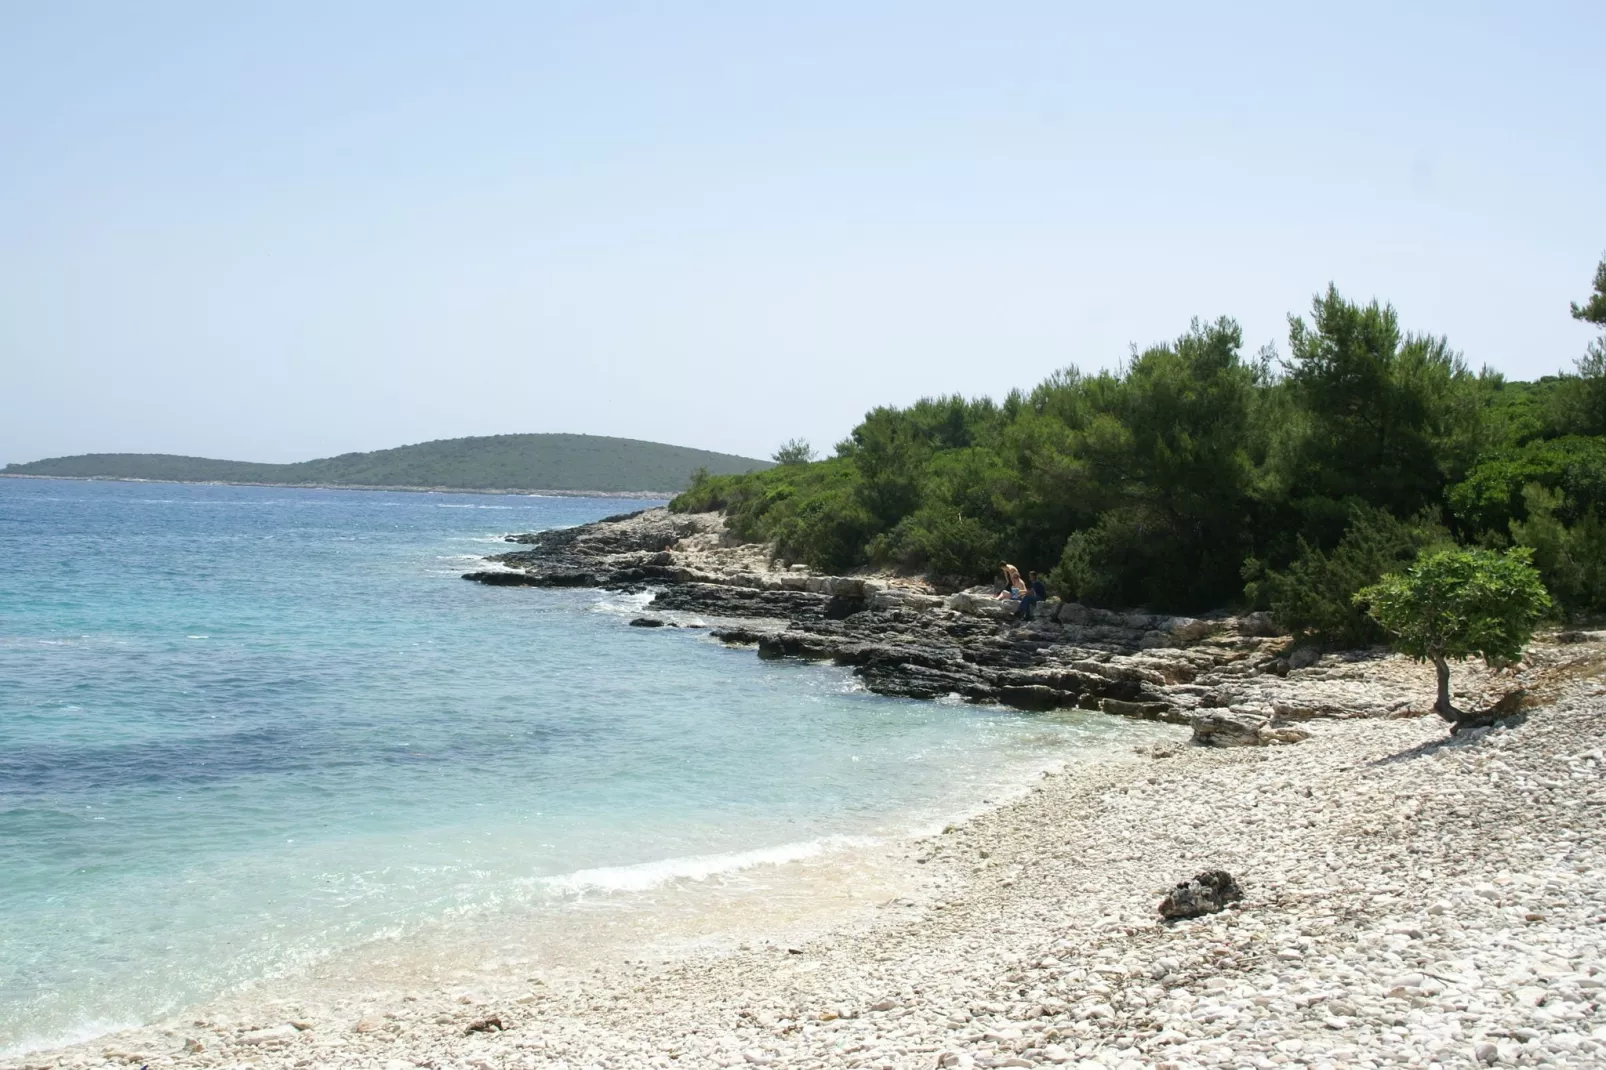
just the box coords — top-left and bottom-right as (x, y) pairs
(463, 508), (1523, 739)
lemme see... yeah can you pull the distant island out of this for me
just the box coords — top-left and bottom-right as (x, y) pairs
(1, 433), (771, 496)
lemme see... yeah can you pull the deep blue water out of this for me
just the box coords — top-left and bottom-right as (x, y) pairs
(0, 478), (1145, 1052)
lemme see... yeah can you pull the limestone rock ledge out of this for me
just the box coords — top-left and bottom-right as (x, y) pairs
(463, 507), (1552, 728)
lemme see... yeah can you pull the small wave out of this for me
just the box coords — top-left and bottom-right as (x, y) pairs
(1, 1016), (145, 1061)
(538, 836), (874, 897)
(589, 590), (655, 615)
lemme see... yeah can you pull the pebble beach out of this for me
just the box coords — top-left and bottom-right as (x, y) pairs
(12, 631), (1603, 1070)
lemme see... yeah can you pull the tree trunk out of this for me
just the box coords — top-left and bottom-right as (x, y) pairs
(1432, 654), (1459, 720)
(1431, 653), (1525, 734)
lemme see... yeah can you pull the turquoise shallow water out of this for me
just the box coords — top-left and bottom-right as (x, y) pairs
(0, 478), (1149, 1053)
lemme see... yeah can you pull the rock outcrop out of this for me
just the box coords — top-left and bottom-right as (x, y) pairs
(463, 508), (1453, 727)
(1190, 708), (1313, 747)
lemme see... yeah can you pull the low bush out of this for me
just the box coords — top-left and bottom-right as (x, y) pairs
(1510, 485), (1606, 620)
(1245, 505), (1451, 646)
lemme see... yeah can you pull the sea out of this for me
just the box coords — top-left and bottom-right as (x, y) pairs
(0, 478), (1167, 1054)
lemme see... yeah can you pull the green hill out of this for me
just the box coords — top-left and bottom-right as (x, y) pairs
(3, 434), (771, 494)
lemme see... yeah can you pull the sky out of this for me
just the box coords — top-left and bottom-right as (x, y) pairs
(2, 2), (1603, 466)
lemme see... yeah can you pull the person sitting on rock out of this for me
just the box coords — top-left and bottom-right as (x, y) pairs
(1015, 571), (1048, 619)
(995, 563), (1025, 600)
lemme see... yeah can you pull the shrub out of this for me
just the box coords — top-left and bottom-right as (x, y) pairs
(772, 439), (817, 465)
(1509, 485), (1606, 619)
(1446, 435), (1606, 535)
(1247, 505), (1451, 646)
(873, 507), (1004, 583)
(672, 459), (875, 571)
(869, 447), (1020, 581)
(768, 482), (878, 572)
(1049, 507), (1239, 612)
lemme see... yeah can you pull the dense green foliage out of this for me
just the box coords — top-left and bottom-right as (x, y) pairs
(1356, 548), (1551, 714)
(1243, 506), (1452, 647)
(1357, 548), (1551, 668)
(675, 270), (1606, 632)
(4, 434), (769, 494)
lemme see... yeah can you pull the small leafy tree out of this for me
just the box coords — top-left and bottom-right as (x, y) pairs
(772, 438), (817, 466)
(1355, 548), (1551, 727)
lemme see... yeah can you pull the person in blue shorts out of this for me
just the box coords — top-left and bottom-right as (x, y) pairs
(1015, 571), (1048, 619)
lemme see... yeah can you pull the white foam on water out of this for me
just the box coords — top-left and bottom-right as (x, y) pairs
(589, 589), (656, 615)
(1, 1018), (144, 1061)
(536, 835), (876, 897)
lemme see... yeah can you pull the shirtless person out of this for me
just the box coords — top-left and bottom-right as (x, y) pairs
(995, 563), (1025, 600)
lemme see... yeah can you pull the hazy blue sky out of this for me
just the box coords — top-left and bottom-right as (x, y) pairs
(3, 2), (1603, 465)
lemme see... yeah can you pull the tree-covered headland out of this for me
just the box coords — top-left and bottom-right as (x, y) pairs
(674, 261), (1606, 642)
(4, 434), (769, 495)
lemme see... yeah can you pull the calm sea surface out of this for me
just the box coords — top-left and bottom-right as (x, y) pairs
(0, 478), (1151, 1053)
